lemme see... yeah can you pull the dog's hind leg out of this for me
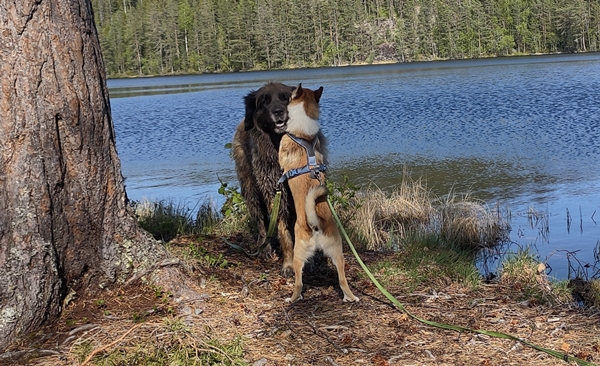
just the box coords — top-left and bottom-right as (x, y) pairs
(324, 236), (360, 303)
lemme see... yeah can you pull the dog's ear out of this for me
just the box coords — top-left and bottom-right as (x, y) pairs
(314, 86), (323, 103)
(291, 83), (303, 100)
(243, 91), (257, 130)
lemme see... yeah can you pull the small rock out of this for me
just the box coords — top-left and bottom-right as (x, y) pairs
(252, 358), (268, 366)
(280, 330), (292, 338)
(424, 349), (436, 360)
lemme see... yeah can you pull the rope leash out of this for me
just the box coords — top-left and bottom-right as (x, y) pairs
(327, 197), (596, 366)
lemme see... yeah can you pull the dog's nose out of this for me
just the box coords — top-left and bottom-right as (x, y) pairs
(272, 107), (285, 118)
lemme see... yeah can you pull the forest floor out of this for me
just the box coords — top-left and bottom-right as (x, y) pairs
(4, 234), (600, 366)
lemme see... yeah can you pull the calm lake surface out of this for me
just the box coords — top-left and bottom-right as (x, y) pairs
(108, 53), (600, 280)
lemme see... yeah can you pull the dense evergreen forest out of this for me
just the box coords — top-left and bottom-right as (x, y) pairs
(92, 0), (600, 77)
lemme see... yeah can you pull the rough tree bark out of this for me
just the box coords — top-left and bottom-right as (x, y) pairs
(0, 0), (182, 352)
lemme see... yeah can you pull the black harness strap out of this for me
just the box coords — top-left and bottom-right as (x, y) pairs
(278, 133), (327, 184)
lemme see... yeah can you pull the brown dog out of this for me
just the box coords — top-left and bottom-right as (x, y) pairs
(278, 84), (359, 303)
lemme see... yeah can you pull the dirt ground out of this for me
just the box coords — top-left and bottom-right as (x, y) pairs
(3, 234), (600, 366)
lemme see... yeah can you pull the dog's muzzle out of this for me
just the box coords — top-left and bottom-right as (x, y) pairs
(273, 116), (288, 133)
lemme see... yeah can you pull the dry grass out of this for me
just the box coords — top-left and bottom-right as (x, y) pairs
(437, 193), (510, 251)
(344, 178), (510, 252)
(347, 178), (434, 250)
(212, 208), (251, 237)
(590, 280), (600, 306)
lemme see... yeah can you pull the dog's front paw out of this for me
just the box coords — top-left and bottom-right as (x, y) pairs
(280, 265), (294, 278)
(343, 295), (360, 303)
(285, 294), (303, 303)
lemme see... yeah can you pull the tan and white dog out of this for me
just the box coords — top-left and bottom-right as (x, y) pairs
(278, 84), (359, 303)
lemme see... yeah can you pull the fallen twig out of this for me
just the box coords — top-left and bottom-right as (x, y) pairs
(125, 258), (182, 286)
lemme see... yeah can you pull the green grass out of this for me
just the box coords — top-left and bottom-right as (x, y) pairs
(366, 232), (481, 292)
(83, 338), (246, 366)
(132, 198), (220, 242)
(186, 241), (231, 268)
(498, 249), (572, 305)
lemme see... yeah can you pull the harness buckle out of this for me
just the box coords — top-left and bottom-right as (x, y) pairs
(309, 168), (319, 180)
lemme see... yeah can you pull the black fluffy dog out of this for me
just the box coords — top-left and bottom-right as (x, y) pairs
(232, 82), (328, 277)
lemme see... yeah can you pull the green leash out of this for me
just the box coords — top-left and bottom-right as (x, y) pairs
(225, 191), (282, 257)
(327, 197), (596, 366)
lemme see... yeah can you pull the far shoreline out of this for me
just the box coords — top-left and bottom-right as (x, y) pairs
(105, 51), (599, 80)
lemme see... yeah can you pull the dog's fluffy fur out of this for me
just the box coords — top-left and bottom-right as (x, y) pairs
(233, 82), (324, 277)
(279, 84), (359, 303)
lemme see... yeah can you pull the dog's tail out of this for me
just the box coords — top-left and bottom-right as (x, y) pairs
(305, 185), (328, 232)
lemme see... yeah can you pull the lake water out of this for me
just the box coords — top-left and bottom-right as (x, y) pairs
(108, 53), (600, 280)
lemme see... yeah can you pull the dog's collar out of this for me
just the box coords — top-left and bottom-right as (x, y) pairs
(278, 133), (327, 184)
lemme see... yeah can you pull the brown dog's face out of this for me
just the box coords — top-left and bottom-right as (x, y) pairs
(244, 82), (295, 134)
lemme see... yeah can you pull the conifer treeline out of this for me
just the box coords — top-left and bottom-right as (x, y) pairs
(92, 0), (600, 76)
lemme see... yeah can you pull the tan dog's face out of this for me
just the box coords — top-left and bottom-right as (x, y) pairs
(286, 84), (323, 137)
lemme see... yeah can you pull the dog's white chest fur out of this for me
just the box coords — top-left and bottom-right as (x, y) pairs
(287, 102), (320, 137)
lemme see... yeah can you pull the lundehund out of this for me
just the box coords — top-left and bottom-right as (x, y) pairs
(278, 84), (359, 303)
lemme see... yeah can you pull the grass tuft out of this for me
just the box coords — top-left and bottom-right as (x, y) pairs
(437, 193), (510, 251)
(343, 177), (510, 252)
(213, 181), (253, 237)
(366, 232), (481, 291)
(589, 279), (600, 306)
(345, 177), (435, 251)
(498, 249), (562, 305)
(132, 198), (220, 242)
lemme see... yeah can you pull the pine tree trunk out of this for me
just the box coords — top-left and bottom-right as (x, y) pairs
(0, 0), (169, 351)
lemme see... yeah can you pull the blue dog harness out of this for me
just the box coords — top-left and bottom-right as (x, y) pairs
(278, 133), (327, 184)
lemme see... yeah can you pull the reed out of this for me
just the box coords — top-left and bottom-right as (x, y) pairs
(527, 206), (550, 242)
